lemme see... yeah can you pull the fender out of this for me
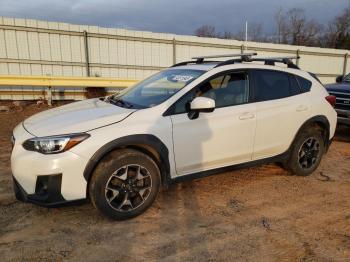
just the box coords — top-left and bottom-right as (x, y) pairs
(83, 134), (171, 185)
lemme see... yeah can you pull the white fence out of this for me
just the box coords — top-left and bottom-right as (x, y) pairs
(0, 16), (349, 100)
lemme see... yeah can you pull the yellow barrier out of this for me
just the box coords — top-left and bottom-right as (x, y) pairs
(0, 75), (139, 105)
(0, 75), (138, 87)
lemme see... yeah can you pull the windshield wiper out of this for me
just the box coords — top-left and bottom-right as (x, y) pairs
(108, 97), (134, 108)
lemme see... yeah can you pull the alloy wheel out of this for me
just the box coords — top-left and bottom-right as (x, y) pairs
(105, 164), (152, 212)
(298, 137), (321, 170)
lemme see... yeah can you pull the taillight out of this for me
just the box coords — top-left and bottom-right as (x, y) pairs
(325, 95), (336, 107)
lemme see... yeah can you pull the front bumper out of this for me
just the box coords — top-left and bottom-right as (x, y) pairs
(13, 175), (85, 207)
(336, 109), (350, 125)
(11, 122), (89, 203)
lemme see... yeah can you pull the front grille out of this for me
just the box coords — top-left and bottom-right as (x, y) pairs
(328, 91), (350, 110)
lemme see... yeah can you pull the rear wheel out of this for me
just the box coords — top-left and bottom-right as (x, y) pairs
(89, 149), (161, 220)
(285, 127), (325, 176)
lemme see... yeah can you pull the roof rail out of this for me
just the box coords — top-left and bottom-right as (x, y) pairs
(252, 56), (300, 69)
(171, 52), (257, 67)
(192, 52), (257, 63)
(259, 56), (300, 61)
(214, 55), (300, 69)
(171, 60), (221, 67)
(171, 53), (301, 70)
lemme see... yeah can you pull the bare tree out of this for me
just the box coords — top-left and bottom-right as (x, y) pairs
(222, 31), (235, 39)
(249, 22), (265, 42)
(287, 8), (321, 45)
(322, 7), (350, 48)
(194, 25), (217, 38)
(275, 7), (288, 44)
(287, 8), (305, 45)
(194, 22), (266, 42)
(194, 6), (350, 49)
(274, 8), (322, 46)
(302, 19), (323, 46)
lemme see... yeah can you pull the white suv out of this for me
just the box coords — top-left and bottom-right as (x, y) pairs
(11, 53), (337, 220)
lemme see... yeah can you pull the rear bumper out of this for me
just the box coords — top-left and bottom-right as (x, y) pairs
(336, 109), (350, 125)
(13, 175), (85, 208)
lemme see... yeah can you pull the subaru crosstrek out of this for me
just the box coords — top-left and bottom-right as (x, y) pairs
(11, 53), (337, 220)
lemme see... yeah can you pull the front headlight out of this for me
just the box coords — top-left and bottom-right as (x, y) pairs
(23, 133), (90, 154)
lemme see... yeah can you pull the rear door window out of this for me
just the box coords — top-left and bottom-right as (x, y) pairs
(252, 70), (301, 102)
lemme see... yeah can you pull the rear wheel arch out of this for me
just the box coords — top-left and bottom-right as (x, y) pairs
(279, 115), (330, 175)
(294, 115), (330, 149)
(284, 115), (330, 159)
(83, 134), (171, 191)
(286, 125), (325, 176)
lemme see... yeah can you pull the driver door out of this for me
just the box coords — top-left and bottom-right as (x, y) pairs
(169, 70), (256, 176)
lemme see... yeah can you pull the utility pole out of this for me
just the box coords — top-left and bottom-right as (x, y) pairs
(245, 21), (248, 51)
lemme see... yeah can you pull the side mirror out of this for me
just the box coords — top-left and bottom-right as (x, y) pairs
(188, 97), (215, 120)
(336, 75), (344, 83)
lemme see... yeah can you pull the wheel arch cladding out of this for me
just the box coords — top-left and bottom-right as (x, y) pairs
(295, 115), (330, 149)
(83, 134), (171, 187)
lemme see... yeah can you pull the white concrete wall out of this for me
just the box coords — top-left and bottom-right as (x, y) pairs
(0, 16), (349, 100)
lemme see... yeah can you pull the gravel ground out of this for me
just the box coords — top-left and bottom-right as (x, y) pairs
(0, 102), (349, 261)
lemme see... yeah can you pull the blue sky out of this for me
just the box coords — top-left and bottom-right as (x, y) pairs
(0, 0), (349, 35)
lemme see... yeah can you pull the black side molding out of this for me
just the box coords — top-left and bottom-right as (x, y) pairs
(83, 134), (171, 185)
(295, 115), (331, 150)
(171, 150), (290, 184)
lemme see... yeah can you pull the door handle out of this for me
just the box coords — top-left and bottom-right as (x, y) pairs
(239, 112), (255, 120)
(296, 105), (308, 112)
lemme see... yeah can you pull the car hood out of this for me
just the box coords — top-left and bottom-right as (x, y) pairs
(325, 83), (350, 93)
(23, 98), (136, 137)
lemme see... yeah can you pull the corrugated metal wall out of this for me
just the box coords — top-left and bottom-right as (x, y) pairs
(0, 16), (349, 100)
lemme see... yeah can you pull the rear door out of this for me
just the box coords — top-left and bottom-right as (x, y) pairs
(251, 69), (312, 160)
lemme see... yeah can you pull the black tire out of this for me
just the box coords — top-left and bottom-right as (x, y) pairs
(286, 126), (325, 176)
(89, 149), (161, 220)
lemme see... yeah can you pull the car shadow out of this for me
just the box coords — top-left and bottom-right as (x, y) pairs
(334, 124), (350, 143)
(142, 111), (213, 260)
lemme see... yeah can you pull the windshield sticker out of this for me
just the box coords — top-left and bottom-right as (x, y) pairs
(171, 75), (194, 82)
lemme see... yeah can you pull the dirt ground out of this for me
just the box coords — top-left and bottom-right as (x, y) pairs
(0, 102), (349, 261)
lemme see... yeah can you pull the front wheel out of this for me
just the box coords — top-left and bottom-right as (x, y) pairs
(89, 149), (161, 220)
(286, 127), (325, 176)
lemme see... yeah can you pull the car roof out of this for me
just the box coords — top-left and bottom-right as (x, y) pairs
(169, 61), (315, 82)
(171, 61), (294, 72)
(171, 54), (302, 73)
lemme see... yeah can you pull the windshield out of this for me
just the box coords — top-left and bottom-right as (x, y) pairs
(108, 69), (204, 108)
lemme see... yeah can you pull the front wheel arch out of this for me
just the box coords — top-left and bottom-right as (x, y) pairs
(83, 135), (171, 194)
(89, 148), (161, 220)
